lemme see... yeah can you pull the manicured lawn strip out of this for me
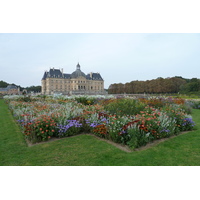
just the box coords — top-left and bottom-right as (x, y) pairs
(1, 99), (200, 166)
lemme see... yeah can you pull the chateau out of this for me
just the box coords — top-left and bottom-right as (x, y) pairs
(0, 85), (20, 95)
(42, 63), (104, 95)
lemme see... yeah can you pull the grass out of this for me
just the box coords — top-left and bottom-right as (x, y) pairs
(1, 99), (200, 166)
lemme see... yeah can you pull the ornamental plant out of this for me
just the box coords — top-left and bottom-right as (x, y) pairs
(104, 98), (146, 116)
(93, 124), (107, 138)
(5, 95), (196, 148)
(32, 115), (57, 142)
(186, 100), (200, 109)
(107, 115), (130, 143)
(57, 119), (82, 137)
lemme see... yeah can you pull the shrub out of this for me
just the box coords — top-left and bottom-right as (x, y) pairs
(17, 115), (57, 143)
(104, 98), (146, 116)
(121, 124), (150, 149)
(32, 116), (57, 142)
(75, 96), (95, 105)
(186, 100), (200, 109)
(7, 95), (196, 148)
(181, 118), (195, 131)
(57, 119), (82, 137)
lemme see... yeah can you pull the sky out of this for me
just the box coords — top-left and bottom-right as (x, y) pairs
(0, 33), (200, 89)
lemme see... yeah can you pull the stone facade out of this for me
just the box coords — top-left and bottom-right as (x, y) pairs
(42, 63), (105, 95)
(0, 85), (20, 95)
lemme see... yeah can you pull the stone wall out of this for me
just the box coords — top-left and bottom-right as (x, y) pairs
(42, 76), (104, 95)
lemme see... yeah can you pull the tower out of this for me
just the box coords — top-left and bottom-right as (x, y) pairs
(76, 63), (80, 70)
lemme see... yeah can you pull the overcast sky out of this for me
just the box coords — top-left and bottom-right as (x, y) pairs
(0, 33), (200, 88)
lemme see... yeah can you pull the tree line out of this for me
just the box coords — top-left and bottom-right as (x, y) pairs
(108, 77), (200, 94)
(0, 80), (41, 93)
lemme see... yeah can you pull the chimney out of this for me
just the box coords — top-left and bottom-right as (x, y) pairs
(90, 72), (93, 78)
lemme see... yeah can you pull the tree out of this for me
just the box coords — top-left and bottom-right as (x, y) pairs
(0, 80), (9, 88)
(108, 76), (191, 94)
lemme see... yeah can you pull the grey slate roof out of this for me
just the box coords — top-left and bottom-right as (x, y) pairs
(91, 73), (103, 80)
(42, 63), (103, 81)
(42, 69), (71, 80)
(71, 67), (86, 78)
(0, 85), (18, 92)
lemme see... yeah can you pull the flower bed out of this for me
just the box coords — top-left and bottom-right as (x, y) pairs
(4, 95), (196, 149)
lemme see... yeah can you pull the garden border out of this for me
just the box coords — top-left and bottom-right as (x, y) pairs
(25, 131), (190, 153)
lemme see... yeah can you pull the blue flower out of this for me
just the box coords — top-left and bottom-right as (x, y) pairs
(182, 118), (195, 127)
(58, 119), (82, 134)
(161, 129), (170, 133)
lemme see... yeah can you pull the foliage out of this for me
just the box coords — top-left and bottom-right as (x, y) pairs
(18, 115), (57, 143)
(180, 78), (200, 93)
(57, 119), (82, 137)
(104, 98), (146, 116)
(108, 76), (200, 95)
(25, 85), (41, 93)
(18, 96), (33, 102)
(2, 99), (200, 166)
(186, 100), (200, 109)
(108, 77), (187, 94)
(4, 95), (196, 148)
(0, 80), (9, 88)
(74, 96), (96, 105)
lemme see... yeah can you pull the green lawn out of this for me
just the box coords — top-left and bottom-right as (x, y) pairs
(1, 99), (200, 166)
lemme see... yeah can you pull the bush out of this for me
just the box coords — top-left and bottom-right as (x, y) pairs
(17, 115), (57, 143)
(104, 98), (146, 116)
(57, 119), (82, 137)
(186, 100), (200, 109)
(75, 96), (95, 105)
(8, 95), (196, 148)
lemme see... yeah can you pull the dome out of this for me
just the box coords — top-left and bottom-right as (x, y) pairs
(7, 85), (17, 89)
(71, 63), (86, 78)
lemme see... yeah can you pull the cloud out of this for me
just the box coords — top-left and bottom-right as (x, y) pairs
(1, 33), (200, 88)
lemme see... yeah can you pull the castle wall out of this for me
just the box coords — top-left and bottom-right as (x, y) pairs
(41, 64), (104, 95)
(42, 77), (104, 95)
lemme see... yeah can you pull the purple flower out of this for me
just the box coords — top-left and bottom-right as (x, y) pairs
(182, 118), (195, 127)
(58, 119), (82, 135)
(89, 122), (99, 128)
(161, 129), (170, 133)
